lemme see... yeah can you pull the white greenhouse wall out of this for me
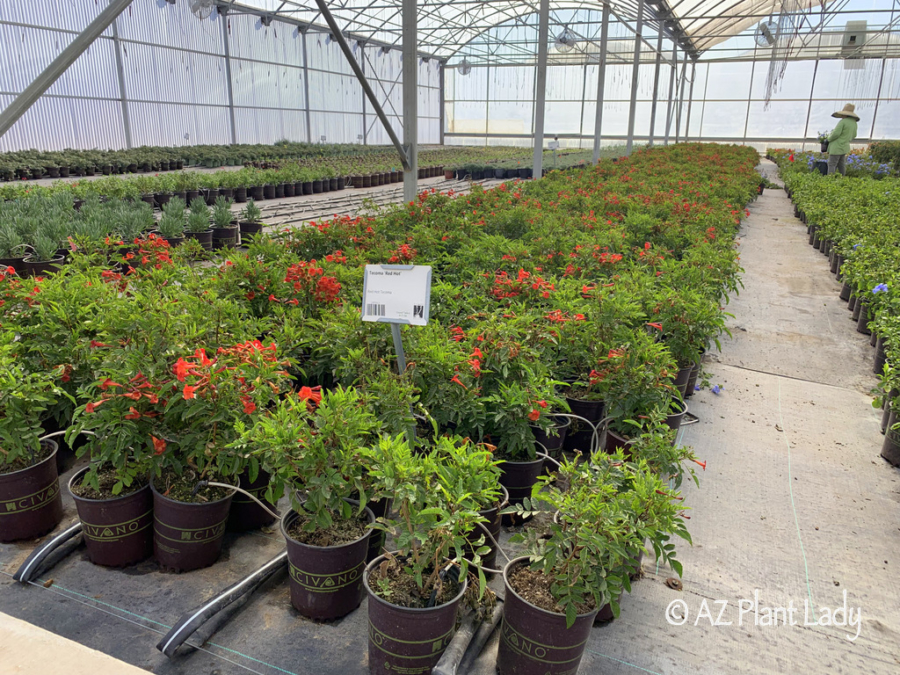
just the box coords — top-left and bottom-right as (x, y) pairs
(0, 0), (439, 152)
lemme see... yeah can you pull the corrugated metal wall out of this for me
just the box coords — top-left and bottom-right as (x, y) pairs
(0, 0), (440, 152)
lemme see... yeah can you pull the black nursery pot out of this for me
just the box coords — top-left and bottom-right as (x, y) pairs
(468, 486), (509, 571)
(664, 398), (688, 435)
(674, 364), (693, 398)
(881, 414), (900, 467)
(875, 338), (888, 375)
(227, 468), (276, 532)
(68, 467), (153, 567)
(364, 553), (467, 675)
(563, 397), (605, 453)
(364, 496), (392, 564)
(685, 361), (701, 398)
(499, 454), (546, 525)
(185, 230), (214, 251)
(281, 502), (374, 620)
(24, 256), (65, 277)
(497, 557), (599, 675)
(839, 282), (852, 301)
(233, 187), (248, 203)
(0, 440), (63, 543)
(856, 302), (871, 335)
(250, 185), (265, 201)
(212, 226), (239, 250)
(312, 180), (323, 193)
(239, 221), (265, 241)
(151, 481), (234, 572)
(531, 416), (571, 456)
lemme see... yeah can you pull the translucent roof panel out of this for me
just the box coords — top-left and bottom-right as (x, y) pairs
(222, 1), (832, 59)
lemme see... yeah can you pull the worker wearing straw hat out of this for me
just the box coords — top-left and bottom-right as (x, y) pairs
(825, 104), (859, 176)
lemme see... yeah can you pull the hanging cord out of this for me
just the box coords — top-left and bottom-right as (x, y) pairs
(193, 480), (280, 520)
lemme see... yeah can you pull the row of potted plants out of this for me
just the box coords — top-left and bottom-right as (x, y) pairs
(0, 142), (759, 673)
(774, 156), (900, 469)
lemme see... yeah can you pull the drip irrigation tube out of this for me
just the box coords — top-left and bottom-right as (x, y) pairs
(156, 551), (289, 658)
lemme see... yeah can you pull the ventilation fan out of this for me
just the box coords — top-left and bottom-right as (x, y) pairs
(458, 58), (472, 76)
(554, 28), (578, 53)
(190, 0), (214, 20)
(755, 20), (779, 47)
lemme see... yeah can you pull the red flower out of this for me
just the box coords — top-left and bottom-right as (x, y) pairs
(173, 358), (192, 382)
(298, 386), (322, 406)
(151, 435), (167, 455)
(90, 340), (110, 348)
(85, 400), (104, 414)
(99, 378), (123, 391)
(692, 459), (707, 471)
(450, 375), (468, 390)
(194, 348), (212, 366)
(182, 385), (197, 400)
(124, 407), (141, 420)
(528, 409), (540, 422)
(241, 397), (257, 415)
(537, 400), (547, 409)
(647, 322), (663, 331)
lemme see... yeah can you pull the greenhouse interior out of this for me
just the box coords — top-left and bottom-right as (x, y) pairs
(1, 1), (899, 674)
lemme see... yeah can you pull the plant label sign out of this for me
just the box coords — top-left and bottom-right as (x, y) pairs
(362, 265), (432, 326)
(548, 141), (560, 150)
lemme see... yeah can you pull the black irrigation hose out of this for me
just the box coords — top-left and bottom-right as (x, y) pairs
(156, 551), (288, 658)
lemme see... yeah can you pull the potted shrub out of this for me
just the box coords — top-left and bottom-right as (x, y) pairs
(157, 197), (186, 248)
(0, 224), (27, 270)
(363, 436), (490, 675)
(238, 199), (264, 241)
(232, 386), (388, 619)
(211, 196), (239, 249)
(185, 198), (213, 250)
(74, 340), (290, 571)
(24, 231), (66, 277)
(499, 454), (690, 674)
(0, 331), (68, 542)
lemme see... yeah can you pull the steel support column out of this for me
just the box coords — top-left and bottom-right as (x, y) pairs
(591, 2), (611, 163)
(361, 43), (368, 145)
(221, 9), (238, 145)
(626, 0), (645, 156)
(648, 30), (663, 147)
(313, 0), (409, 169)
(402, 0), (418, 201)
(664, 46), (677, 145)
(675, 61), (686, 143)
(801, 59), (819, 150)
(0, 0), (134, 139)
(301, 29), (313, 143)
(532, 0), (551, 178)
(869, 57), (887, 139)
(110, 8), (132, 149)
(439, 61), (445, 145)
(685, 61), (696, 142)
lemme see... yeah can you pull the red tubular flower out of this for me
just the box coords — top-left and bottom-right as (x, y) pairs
(85, 400), (104, 414)
(528, 409), (540, 422)
(182, 385), (197, 400)
(99, 378), (123, 391)
(450, 375), (468, 390)
(692, 459), (707, 471)
(151, 435), (167, 455)
(298, 386), (323, 406)
(90, 341), (110, 348)
(241, 397), (257, 415)
(537, 400), (547, 409)
(124, 407), (141, 420)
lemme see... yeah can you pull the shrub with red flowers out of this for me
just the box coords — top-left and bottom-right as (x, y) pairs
(68, 340), (292, 497)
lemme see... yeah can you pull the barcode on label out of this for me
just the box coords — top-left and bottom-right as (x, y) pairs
(366, 303), (386, 317)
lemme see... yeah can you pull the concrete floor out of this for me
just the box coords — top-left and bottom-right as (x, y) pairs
(1, 160), (899, 674)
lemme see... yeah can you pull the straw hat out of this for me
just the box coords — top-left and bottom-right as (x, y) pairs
(832, 103), (860, 120)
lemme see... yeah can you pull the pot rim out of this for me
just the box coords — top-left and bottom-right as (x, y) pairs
(669, 398), (688, 416)
(503, 555), (600, 620)
(0, 439), (58, 479)
(363, 551), (468, 612)
(67, 465), (150, 505)
(498, 451), (549, 468)
(150, 474), (236, 507)
(280, 499), (375, 551)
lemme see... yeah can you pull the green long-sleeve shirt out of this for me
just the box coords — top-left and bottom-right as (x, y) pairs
(827, 118), (858, 156)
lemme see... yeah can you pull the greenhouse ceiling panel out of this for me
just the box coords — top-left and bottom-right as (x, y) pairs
(218, 1), (830, 59)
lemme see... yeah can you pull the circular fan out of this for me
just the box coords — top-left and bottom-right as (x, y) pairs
(458, 58), (472, 76)
(555, 28), (578, 53)
(190, 0), (214, 20)
(755, 20), (779, 47)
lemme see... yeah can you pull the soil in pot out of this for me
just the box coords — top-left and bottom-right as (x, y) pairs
(365, 553), (465, 675)
(282, 504), (374, 620)
(151, 469), (234, 572)
(69, 466), (153, 567)
(0, 440), (63, 543)
(227, 468), (276, 532)
(498, 558), (598, 675)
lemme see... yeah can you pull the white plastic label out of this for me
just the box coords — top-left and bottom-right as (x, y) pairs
(548, 141), (560, 150)
(362, 265), (432, 326)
